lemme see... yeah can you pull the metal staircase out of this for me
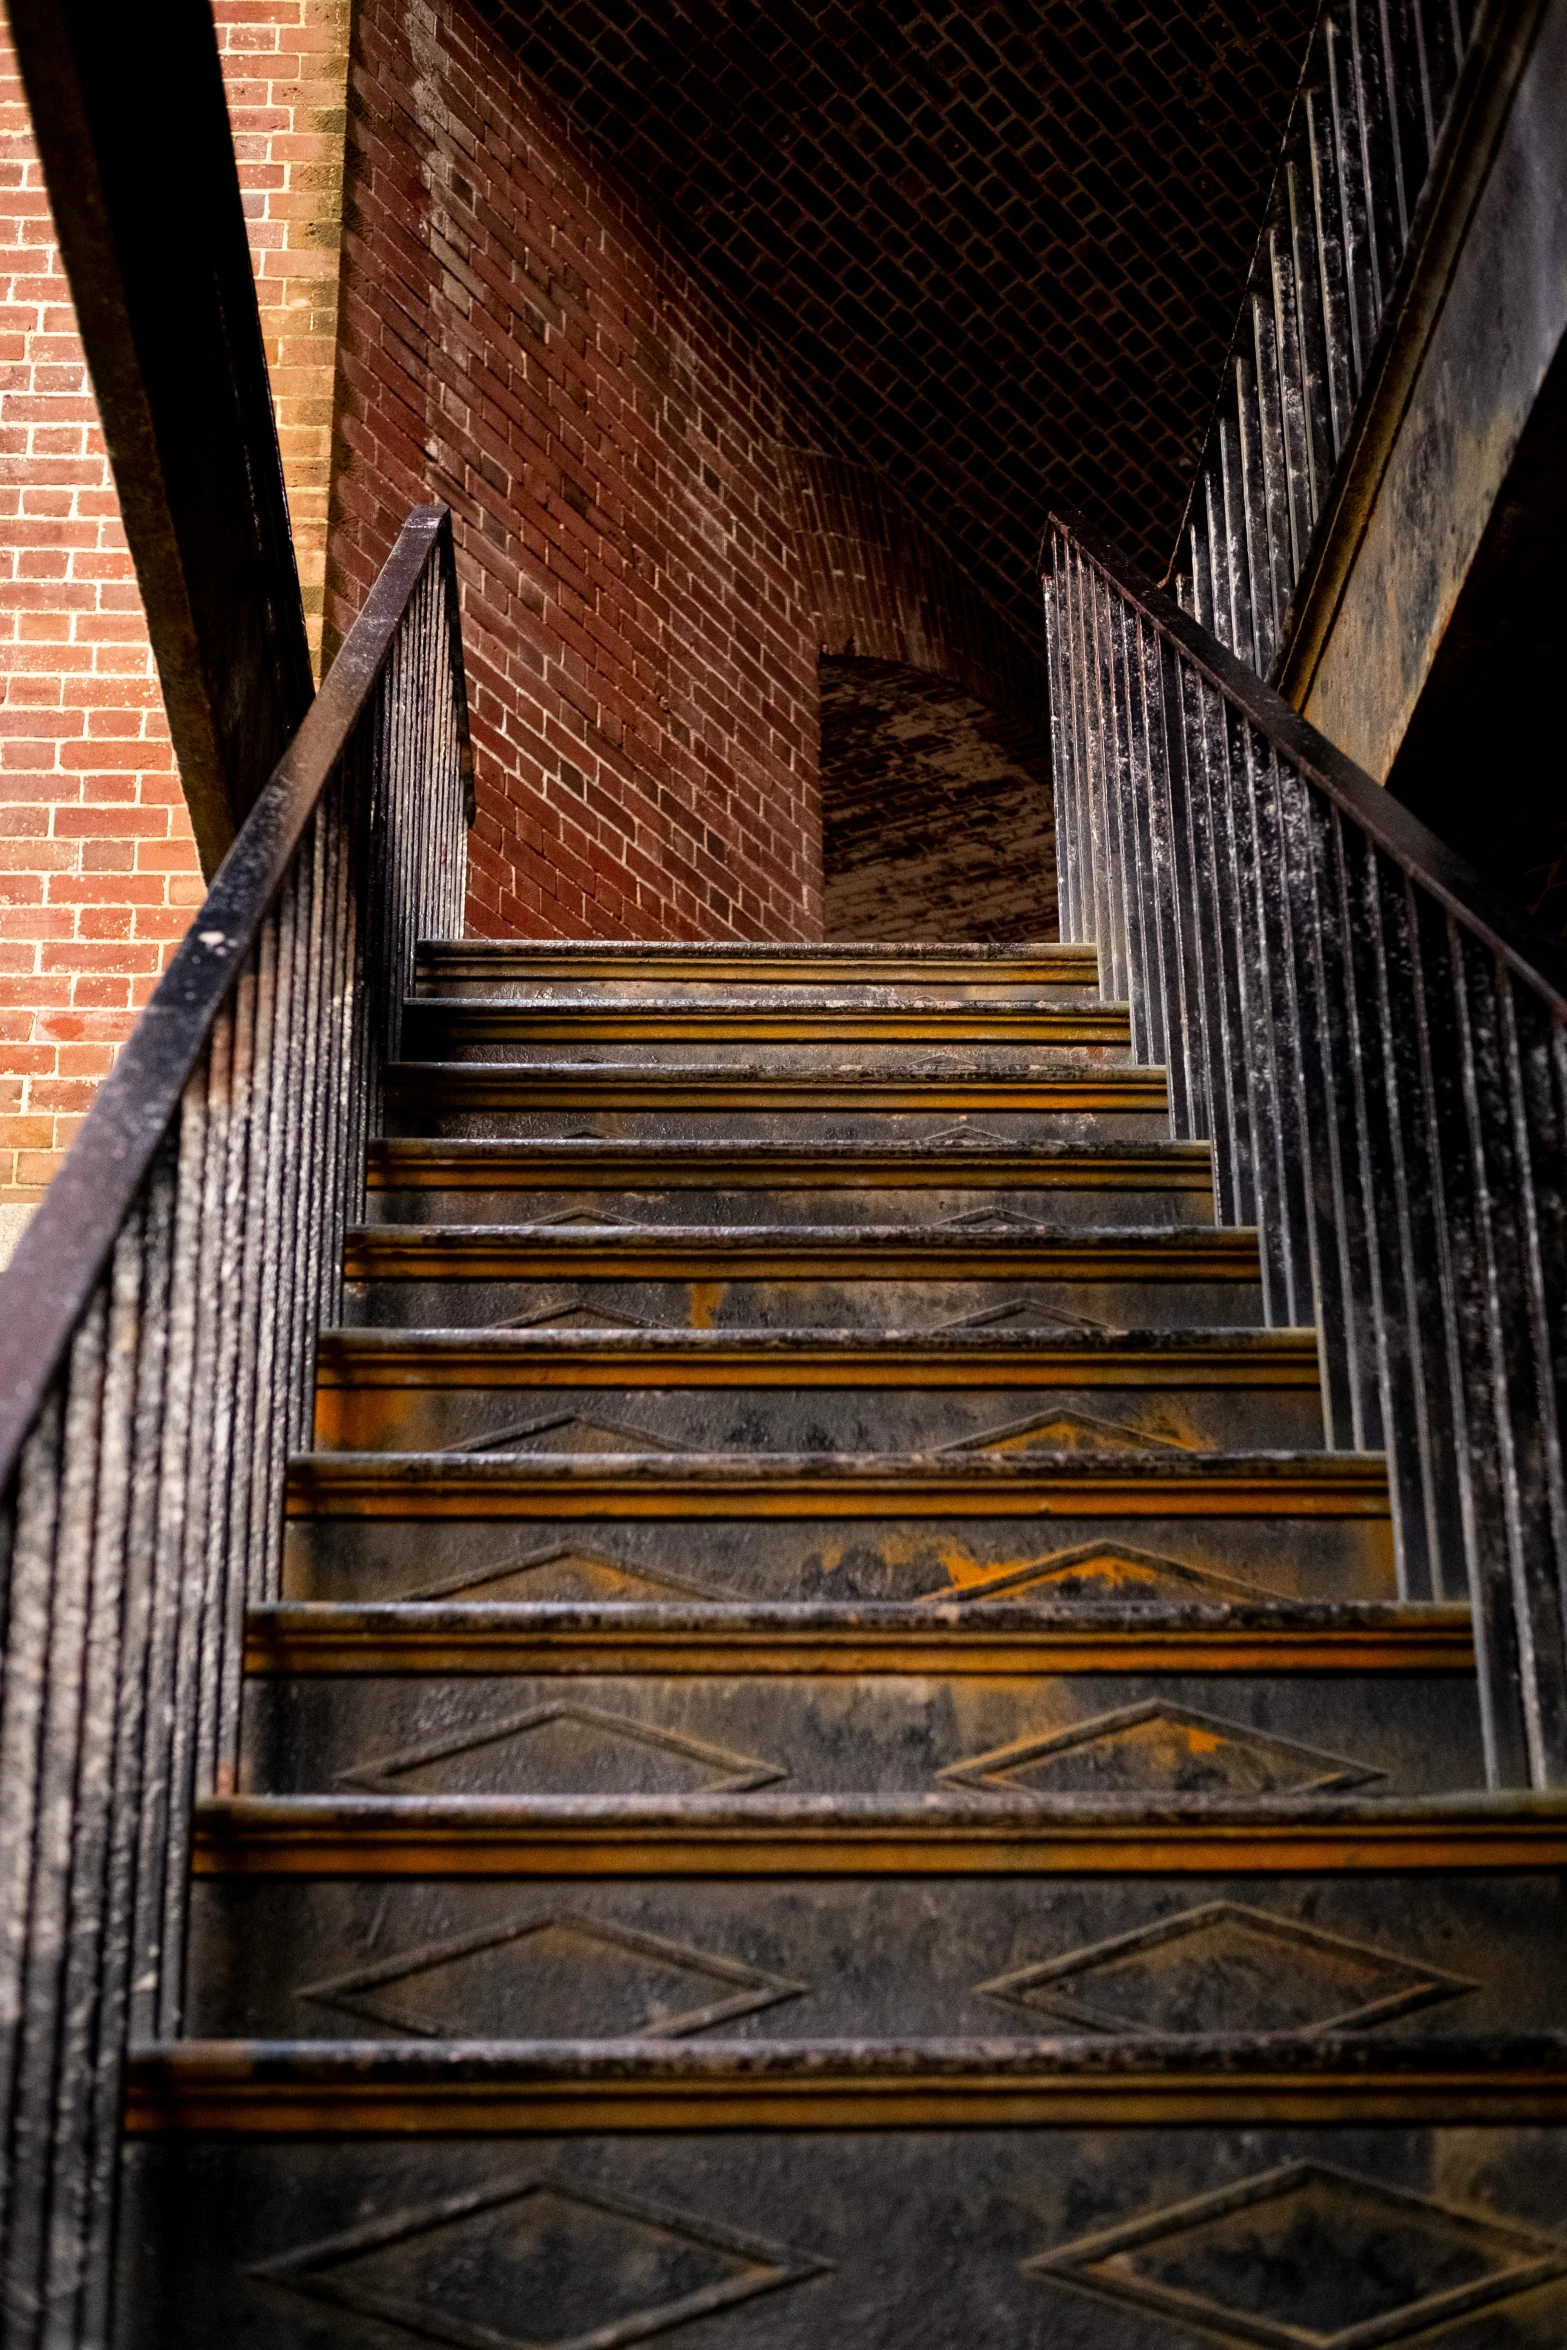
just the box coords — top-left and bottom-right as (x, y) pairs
(3, 506), (1565, 2346)
(119, 938), (1567, 2344)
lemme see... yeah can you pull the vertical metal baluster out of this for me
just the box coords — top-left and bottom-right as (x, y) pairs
(82, 1171), (171, 2340)
(46, 1208), (145, 2331)
(1285, 150), (1335, 524)
(1078, 552), (1124, 992)
(1188, 673), (1252, 1228)
(1244, 733), (1318, 1326)
(1203, 472), (1234, 656)
(1384, 865), (1478, 1607)
(1270, 771), (1356, 1445)
(1304, 76), (1357, 459)
(1216, 701), (1288, 1312)
(94, 1133), (171, 2029)
(1250, 285), (1296, 627)
(1233, 350), (1276, 673)
(1101, 577), (1156, 1057)
(1190, 516), (1216, 639)
(1154, 636), (1215, 1145)
(1217, 414), (1255, 671)
(1327, 5), (1378, 389)
(1043, 561), (1080, 942)
(126, 1128), (185, 2048)
(187, 1002), (238, 1808)
(144, 1064), (210, 2038)
(1403, 894), (1484, 1605)
(0, 1387), (64, 2349)
(337, 752), (372, 1256)
(1384, 0), (1434, 213)
(7, 1291), (107, 2349)
(226, 936), (271, 1645)
(267, 859), (307, 1476)
(1129, 609), (1179, 1080)
(324, 761), (361, 1330)
(1509, 991), (1567, 1628)
(1337, 822), (1438, 1597)
(1413, 906), (1528, 1780)
(1074, 542), (1111, 971)
(1352, 0), (1403, 316)
(1358, 851), (1443, 1599)
(1056, 541), (1095, 951)
(1419, 0), (1464, 137)
(1315, 807), (1388, 1454)
(1053, 543), (1090, 946)
(1269, 217), (1317, 581)
(292, 806), (332, 1447)
(1458, 947), (1567, 1783)
(203, 953), (259, 1796)
(1090, 564), (1137, 1014)
(245, 910), (286, 1612)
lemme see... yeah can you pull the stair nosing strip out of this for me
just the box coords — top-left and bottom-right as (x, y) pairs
(243, 1598), (1474, 1675)
(284, 1448), (1393, 1518)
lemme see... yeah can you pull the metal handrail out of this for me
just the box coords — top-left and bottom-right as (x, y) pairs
(0, 507), (466, 1493)
(1045, 509), (1567, 1791)
(0, 503), (470, 2350)
(1171, 0), (1551, 693)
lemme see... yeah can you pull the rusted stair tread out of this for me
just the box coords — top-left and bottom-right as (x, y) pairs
(343, 1222), (1259, 1281)
(367, 1137), (1211, 1188)
(414, 941), (1101, 986)
(384, 1062), (1164, 1108)
(189, 1790), (1567, 1875)
(314, 1326), (1318, 1388)
(286, 1447), (1391, 1518)
(401, 999), (1133, 1042)
(122, 2031), (1567, 2132)
(242, 1598), (1474, 1677)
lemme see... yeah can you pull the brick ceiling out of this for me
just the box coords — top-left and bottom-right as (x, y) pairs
(481, 0), (1317, 630)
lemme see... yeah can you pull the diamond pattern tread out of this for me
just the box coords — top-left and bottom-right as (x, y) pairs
(116, 934), (1567, 2340)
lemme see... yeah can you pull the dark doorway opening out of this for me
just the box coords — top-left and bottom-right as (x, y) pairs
(819, 657), (1055, 941)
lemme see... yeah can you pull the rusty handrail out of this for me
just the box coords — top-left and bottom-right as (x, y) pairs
(0, 506), (467, 1494)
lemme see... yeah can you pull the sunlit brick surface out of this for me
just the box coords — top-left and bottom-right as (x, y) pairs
(0, 20), (204, 1204)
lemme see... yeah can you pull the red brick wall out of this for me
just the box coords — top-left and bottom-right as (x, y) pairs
(785, 451), (1049, 726)
(216, 0), (353, 679)
(0, 3), (354, 1221)
(329, 0), (822, 941)
(0, 18), (205, 1214)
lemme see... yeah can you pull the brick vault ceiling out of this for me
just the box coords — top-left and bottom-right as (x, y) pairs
(479, 0), (1317, 632)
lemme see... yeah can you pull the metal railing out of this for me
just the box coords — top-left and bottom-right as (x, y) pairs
(0, 505), (470, 2348)
(1176, 0), (1485, 677)
(1045, 511), (1567, 1793)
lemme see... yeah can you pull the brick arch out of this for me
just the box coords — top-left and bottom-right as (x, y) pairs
(781, 450), (1050, 725)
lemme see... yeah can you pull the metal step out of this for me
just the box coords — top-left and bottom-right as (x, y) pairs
(240, 1672), (1478, 1800)
(180, 1863), (1561, 2044)
(114, 2111), (1567, 2348)
(282, 1448), (1397, 1607)
(380, 1059), (1172, 1140)
(308, 1326), (1323, 1456)
(245, 1597), (1473, 1676)
(341, 1220), (1265, 1333)
(189, 1789), (1567, 1876)
(400, 997), (1134, 1068)
(363, 1138), (1215, 1229)
(411, 940), (1102, 1000)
